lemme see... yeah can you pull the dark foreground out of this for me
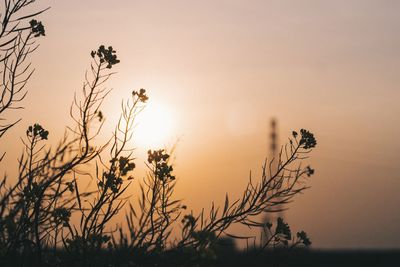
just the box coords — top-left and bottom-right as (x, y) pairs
(2, 249), (399, 267)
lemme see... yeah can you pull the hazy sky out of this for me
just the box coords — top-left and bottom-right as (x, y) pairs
(2, 0), (400, 248)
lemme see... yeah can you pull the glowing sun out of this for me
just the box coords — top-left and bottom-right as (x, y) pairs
(135, 100), (175, 149)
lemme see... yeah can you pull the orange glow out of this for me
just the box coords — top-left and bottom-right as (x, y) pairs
(1, 0), (400, 250)
(135, 100), (176, 149)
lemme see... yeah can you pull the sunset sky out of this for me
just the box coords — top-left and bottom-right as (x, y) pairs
(3, 0), (400, 249)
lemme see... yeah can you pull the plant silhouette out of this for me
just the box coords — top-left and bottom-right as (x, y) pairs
(0, 2), (317, 266)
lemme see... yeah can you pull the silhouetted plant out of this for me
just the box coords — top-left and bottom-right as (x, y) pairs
(172, 129), (316, 256)
(113, 148), (185, 254)
(0, 0), (48, 143)
(0, 3), (318, 266)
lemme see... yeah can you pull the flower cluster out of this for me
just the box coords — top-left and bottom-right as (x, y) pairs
(275, 217), (292, 241)
(117, 156), (135, 176)
(132, 88), (149, 103)
(297, 230), (311, 246)
(299, 129), (317, 149)
(30, 19), (45, 37)
(26, 123), (49, 140)
(53, 207), (71, 227)
(97, 110), (104, 122)
(99, 157), (135, 193)
(91, 45), (120, 69)
(306, 165), (315, 177)
(147, 149), (175, 182)
(99, 172), (122, 193)
(292, 129), (317, 149)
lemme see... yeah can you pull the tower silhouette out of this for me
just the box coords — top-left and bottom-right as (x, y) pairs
(270, 118), (277, 163)
(260, 118), (283, 246)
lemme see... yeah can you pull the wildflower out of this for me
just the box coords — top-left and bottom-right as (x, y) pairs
(147, 149), (175, 181)
(299, 129), (317, 149)
(118, 156), (135, 176)
(26, 123), (49, 140)
(30, 19), (45, 37)
(102, 172), (123, 193)
(97, 110), (104, 122)
(297, 231), (312, 246)
(53, 207), (71, 227)
(275, 217), (291, 240)
(306, 166), (315, 177)
(91, 45), (120, 68)
(133, 88), (149, 103)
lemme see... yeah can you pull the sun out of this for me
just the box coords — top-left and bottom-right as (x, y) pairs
(134, 100), (175, 149)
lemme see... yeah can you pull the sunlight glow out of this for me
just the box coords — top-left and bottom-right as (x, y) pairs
(134, 100), (175, 149)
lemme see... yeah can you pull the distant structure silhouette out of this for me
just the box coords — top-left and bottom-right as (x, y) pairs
(260, 118), (284, 245)
(270, 119), (277, 154)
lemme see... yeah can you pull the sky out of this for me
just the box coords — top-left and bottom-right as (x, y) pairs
(2, 0), (400, 249)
